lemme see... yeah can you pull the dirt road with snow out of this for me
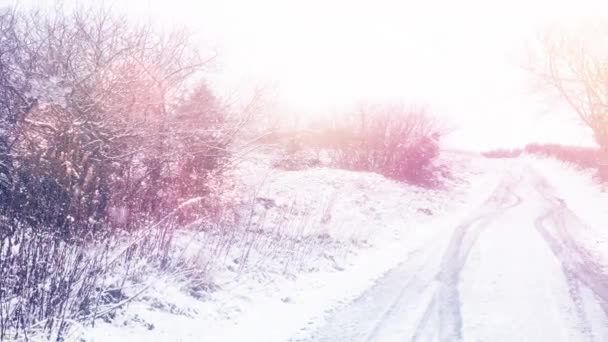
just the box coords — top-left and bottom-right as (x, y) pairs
(296, 164), (608, 342)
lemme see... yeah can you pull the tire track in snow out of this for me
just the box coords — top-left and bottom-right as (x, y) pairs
(410, 295), (438, 342)
(296, 171), (524, 342)
(425, 175), (523, 342)
(535, 211), (595, 341)
(366, 173), (523, 342)
(534, 175), (608, 341)
(433, 215), (488, 341)
(292, 242), (441, 342)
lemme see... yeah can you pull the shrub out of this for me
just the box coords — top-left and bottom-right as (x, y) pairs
(322, 104), (442, 187)
(0, 5), (244, 337)
(0, 228), (106, 340)
(524, 143), (607, 181)
(0, 7), (238, 238)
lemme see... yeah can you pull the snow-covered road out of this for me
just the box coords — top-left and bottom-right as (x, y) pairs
(297, 164), (608, 342)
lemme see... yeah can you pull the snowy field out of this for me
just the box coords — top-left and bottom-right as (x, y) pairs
(69, 153), (608, 342)
(74, 151), (503, 342)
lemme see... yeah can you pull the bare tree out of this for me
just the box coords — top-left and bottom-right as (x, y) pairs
(532, 21), (608, 165)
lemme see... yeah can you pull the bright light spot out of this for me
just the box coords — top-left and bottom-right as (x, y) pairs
(110, 0), (608, 149)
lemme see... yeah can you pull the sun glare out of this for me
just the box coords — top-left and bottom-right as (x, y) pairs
(133, 0), (608, 150)
(23, 0), (608, 148)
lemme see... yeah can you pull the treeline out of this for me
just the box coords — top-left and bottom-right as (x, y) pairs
(483, 143), (606, 180)
(523, 143), (602, 170)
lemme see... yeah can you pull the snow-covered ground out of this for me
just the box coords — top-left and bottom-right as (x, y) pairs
(526, 156), (608, 273)
(77, 151), (503, 342)
(77, 153), (608, 342)
(296, 157), (608, 342)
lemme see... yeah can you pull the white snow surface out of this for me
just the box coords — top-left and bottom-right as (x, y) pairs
(79, 153), (608, 342)
(525, 155), (608, 272)
(293, 157), (608, 342)
(78, 151), (502, 342)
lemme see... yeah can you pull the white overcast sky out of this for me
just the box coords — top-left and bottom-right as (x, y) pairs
(5, 0), (608, 150)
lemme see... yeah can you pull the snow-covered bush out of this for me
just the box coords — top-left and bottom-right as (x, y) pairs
(263, 105), (442, 186)
(524, 143), (607, 182)
(0, 6), (245, 337)
(0, 7), (240, 238)
(322, 104), (442, 187)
